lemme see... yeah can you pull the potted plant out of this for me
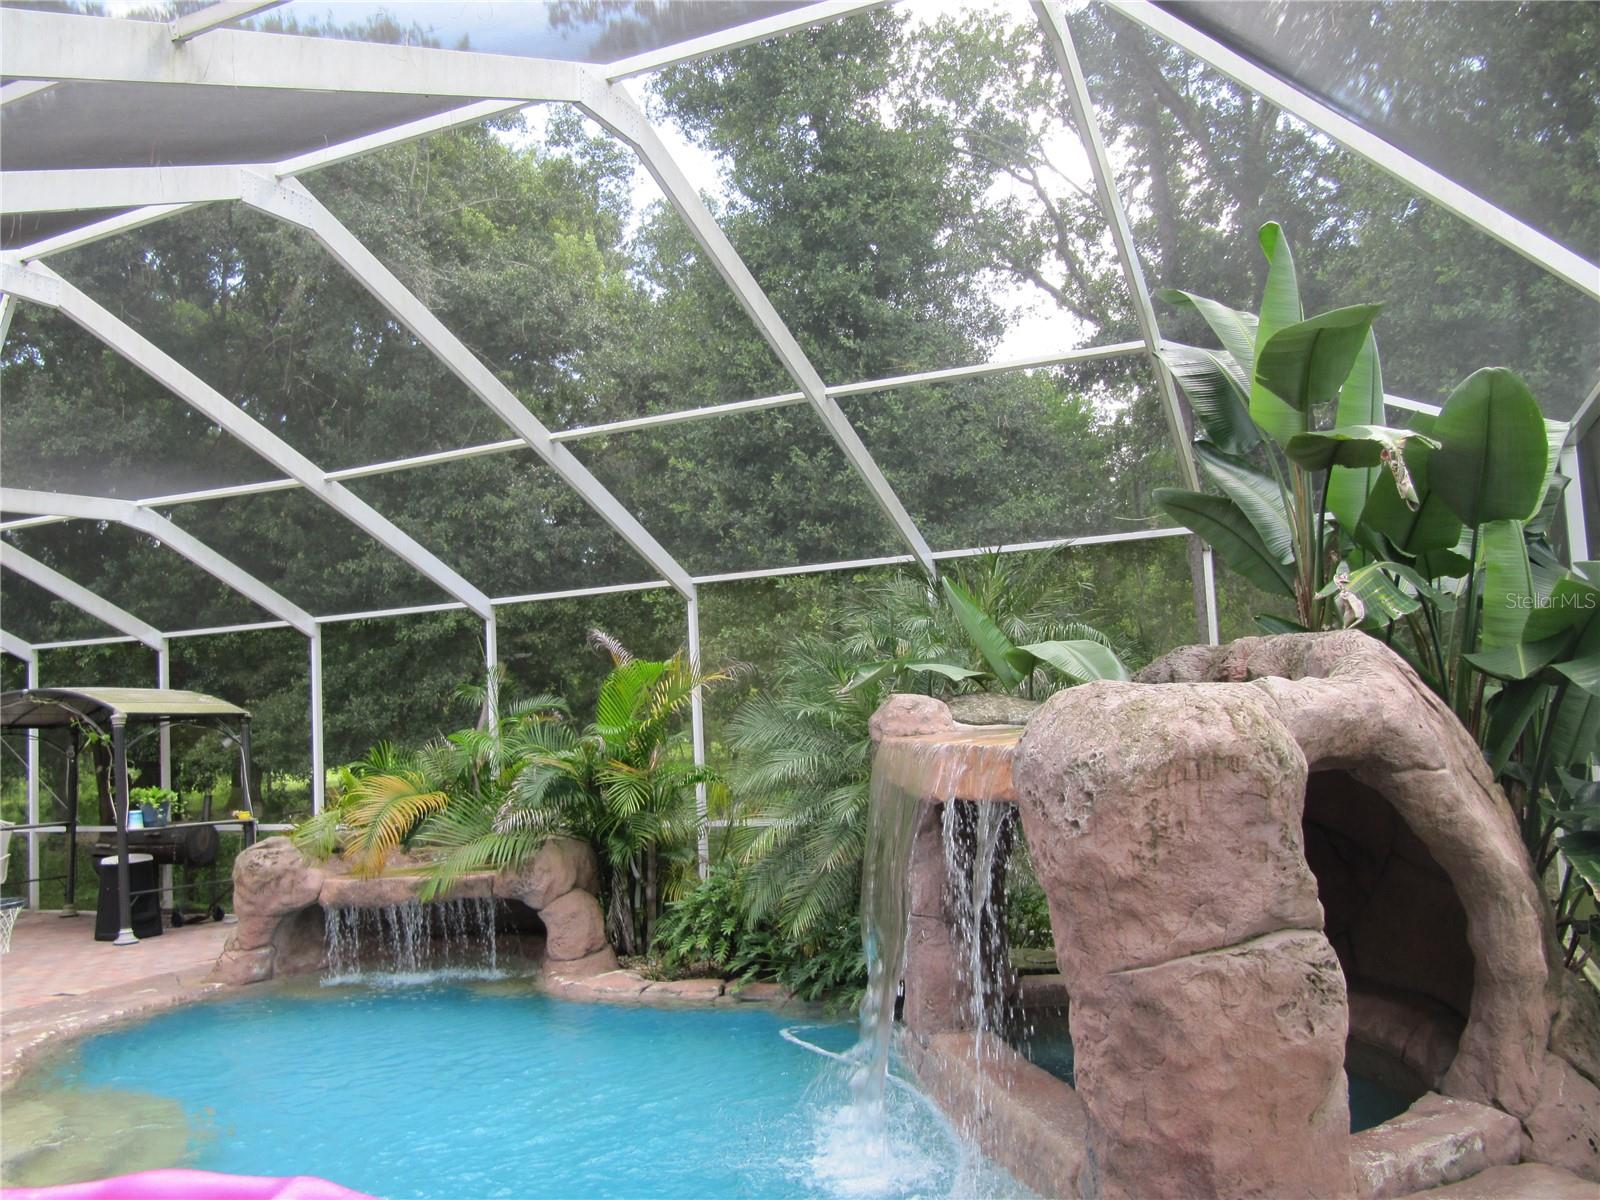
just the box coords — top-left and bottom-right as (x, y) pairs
(130, 786), (181, 828)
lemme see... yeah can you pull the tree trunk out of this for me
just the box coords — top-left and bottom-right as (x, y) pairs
(644, 847), (659, 949)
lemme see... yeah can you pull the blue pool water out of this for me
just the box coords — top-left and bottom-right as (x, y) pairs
(13, 980), (1016, 1200)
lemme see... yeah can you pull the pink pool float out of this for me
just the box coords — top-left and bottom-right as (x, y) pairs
(3, 1169), (374, 1200)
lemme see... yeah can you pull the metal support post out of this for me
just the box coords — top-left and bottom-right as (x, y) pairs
(156, 639), (174, 912)
(484, 613), (499, 730)
(110, 715), (136, 945)
(309, 629), (325, 815)
(62, 726), (79, 916)
(687, 597), (710, 879)
(25, 654), (40, 910)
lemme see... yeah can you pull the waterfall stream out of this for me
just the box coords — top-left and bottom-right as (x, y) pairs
(849, 732), (1020, 1135)
(323, 897), (500, 982)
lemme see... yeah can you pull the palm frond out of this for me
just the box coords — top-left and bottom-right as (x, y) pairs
(340, 771), (450, 876)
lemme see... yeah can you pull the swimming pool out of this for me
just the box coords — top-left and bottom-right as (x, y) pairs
(3, 980), (1023, 1199)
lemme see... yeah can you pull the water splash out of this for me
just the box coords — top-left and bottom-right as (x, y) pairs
(322, 897), (500, 983)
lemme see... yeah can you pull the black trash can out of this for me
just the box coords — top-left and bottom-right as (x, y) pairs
(94, 852), (163, 942)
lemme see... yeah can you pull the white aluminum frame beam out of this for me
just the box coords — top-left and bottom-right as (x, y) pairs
(239, 173), (697, 599)
(22, 525), (1196, 648)
(170, 1), (287, 43)
(578, 79), (937, 577)
(0, 542), (165, 649)
(0, 8), (587, 101)
(0, 259), (494, 619)
(0, 341), (1149, 536)
(603, 1), (892, 80)
(3, 104), (527, 262)
(686, 596), (709, 879)
(1110, 0), (1600, 301)
(1, 166), (253, 214)
(0, 488), (316, 636)
(1034, 0), (1217, 643)
(0, 80), (55, 107)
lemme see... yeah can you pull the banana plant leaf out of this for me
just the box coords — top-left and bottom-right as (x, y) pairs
(1465, 632), (1573, 682)
(1326, 330), (1385, 533)
(1160, 343), (1259, 455)
(1524, 575), (1600, 642)
(1283, 424), (1434, 472)
(1479, 519), (1534, 650)
(1551, 598), (1600, 698)
(1429, 367), (1550, 526)
(1527, 473), (1571, 539)
(1557, 831), (1600, 905)
(1251, 222), (1306, 446)
(1194, 443), (1293, 563)
(1158, 290), (1259, 377)
(1154, 488), (1295, 597)
(845, 659), (987, 693)
(941, 577), (1026, 690)
(1546, 685), (1600, 773)
(1483, 677), (1550, 774)
(1017, 640), (1131, 684)
(1254, 304), (1384, 417)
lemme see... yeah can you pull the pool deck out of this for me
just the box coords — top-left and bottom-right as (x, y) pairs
(1, 910), (233, 1088)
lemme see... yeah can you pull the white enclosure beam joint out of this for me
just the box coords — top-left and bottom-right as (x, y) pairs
(1109, 1), (1600, 301)
(0, 631), (38, 663)
(1, 259), (494, 619)
(604, 1), (892, 80)
(171, 1), (287, 43)
(0, 291), (15, 348)
(577, 76), (937, 577)
(1034, 0), (1202, 494)
(0, 543), (165, 648)
(240, 172), (698, 599)
(0, 487), (317, 636)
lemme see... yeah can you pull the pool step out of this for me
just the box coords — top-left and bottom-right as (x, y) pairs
(1353, 1093), (1522, 1198)
(1401, 1163), (1600, 1198)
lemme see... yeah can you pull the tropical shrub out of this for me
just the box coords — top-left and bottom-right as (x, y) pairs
(291, 635), (726, 956)
(728, 552), (1129, 942)
(649, 866), (868, 1005)
(1155, 222), (1598, 972)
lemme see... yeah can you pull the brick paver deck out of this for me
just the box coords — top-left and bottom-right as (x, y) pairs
(1, 910), (233, 1085)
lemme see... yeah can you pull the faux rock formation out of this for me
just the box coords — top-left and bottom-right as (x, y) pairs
(871, 630), (1599, 1198)
(1139, 632), (1557, 1119)
(213, 835), (617, 984)
(1014, 680), (1354, 1200)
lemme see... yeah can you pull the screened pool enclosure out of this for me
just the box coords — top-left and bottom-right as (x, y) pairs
(1, 1), (1596, 901)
